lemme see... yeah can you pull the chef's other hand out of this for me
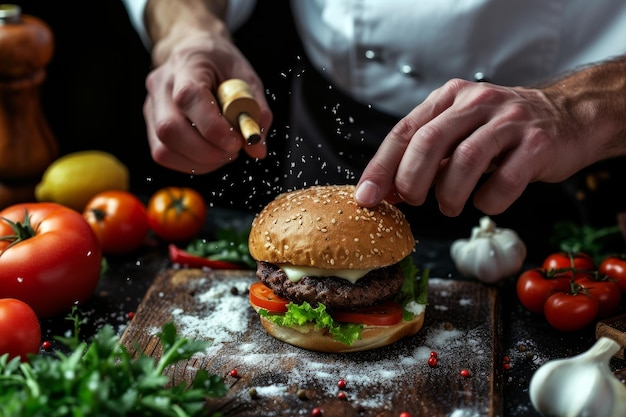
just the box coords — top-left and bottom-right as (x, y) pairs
(143, 1), (272, 175)
(356, 70), (626, 216)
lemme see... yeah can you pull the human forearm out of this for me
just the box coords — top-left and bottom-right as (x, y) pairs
(144, 0), (229, 65)
(541, 55), (626, 162)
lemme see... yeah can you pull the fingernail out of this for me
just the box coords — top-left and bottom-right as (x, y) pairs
(355, 180), (380, 206)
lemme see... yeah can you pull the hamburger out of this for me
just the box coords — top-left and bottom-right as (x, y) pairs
(247, 184), (428, 353)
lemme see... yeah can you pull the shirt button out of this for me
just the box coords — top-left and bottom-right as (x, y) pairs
(400, 64), (417, 77)
(473, 71), (489, 82)
(364, 49), (378, 60)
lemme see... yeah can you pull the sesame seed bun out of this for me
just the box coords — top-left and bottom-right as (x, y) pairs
(248, 185), (415, 269)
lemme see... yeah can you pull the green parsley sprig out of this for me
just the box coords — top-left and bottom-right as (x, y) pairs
(0, 308), (227, 417)
(550, 221), (623, 264)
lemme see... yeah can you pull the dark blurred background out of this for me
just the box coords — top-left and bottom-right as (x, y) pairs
(16, 0), (301, 209)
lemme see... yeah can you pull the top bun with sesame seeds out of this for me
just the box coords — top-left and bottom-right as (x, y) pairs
(247, 185), (426, 353)
(248, 184), (415, 270)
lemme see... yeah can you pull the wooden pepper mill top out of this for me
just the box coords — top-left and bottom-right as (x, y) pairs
(217, 79), (262, 145)
(0, 4), (58, 209)
(0, 4), (54, 79)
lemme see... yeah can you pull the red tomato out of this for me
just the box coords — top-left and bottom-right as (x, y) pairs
(0, 298), (41, 361)
(147, 187), (207, 242)
(249, 282), (289, 313)
(0, 203), (102, 318)
(599, 255), (626, 293)
(542, 252), (595, 272)
(83, 190), (150, 255)
(543, 291), (599, 332)
(516, 268), (571, 314)
(574, 275), (621, 318)
(332, 300), (404, 326)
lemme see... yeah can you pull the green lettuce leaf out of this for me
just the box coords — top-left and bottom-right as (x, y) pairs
(396, 256), (429, 309)
(259, 302), (362, 346)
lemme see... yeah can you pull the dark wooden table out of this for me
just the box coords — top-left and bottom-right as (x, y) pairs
(39, 208), (626, 417)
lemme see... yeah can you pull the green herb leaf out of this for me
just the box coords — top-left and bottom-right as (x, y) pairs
(0, 310), (227, 417)
(396, 256), (429, 309)
(186, 227), (256, 269)
(550, 221), (622, 264)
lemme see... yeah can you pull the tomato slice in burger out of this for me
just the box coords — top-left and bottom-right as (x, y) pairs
(249, 282), (289, 313)
(332, 300), (403, 326)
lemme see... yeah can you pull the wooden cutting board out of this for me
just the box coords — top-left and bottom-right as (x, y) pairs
(121, 268), (503, 417)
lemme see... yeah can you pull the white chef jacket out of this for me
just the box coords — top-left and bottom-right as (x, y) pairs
(122, 0), (626, 117)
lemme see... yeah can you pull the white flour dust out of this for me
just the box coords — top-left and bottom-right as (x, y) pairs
(157, 276), (494, 416)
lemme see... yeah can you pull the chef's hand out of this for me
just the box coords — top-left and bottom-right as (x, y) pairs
(142, 2), (272, 175)
(355, 76), (619, 216)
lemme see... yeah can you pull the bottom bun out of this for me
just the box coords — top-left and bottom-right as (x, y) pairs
(257, 311), (426, 353)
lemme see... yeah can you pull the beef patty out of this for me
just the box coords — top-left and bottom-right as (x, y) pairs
(255, 261), (404, 311)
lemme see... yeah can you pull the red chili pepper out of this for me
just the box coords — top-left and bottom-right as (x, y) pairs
(168, 244), (241, 269)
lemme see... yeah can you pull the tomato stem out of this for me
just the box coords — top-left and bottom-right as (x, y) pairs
(0, 210), (36, 250)
(88, 208), (107, 222)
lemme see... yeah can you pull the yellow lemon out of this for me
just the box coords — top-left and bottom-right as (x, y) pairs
(35, 150), (129, 211)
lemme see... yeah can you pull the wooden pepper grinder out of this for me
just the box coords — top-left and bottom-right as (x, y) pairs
(217, 79), (262, 145)
(0, 4), (58, 209)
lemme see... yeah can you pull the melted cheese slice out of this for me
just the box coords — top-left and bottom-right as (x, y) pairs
(280, 264), (372, 284)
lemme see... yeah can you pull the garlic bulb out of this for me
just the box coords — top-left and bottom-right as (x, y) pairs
(530, 337), (626, 417)
(450, 216), (526, 283)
